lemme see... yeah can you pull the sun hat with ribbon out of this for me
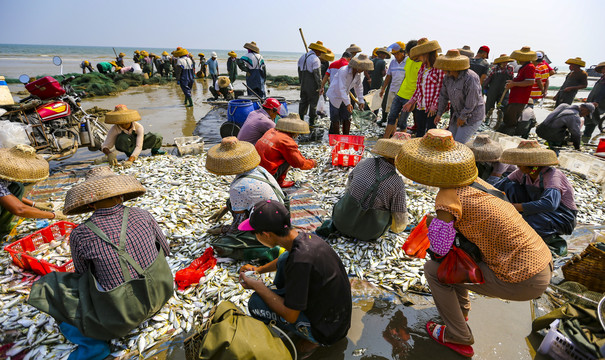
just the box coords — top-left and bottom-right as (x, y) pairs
(434, 49), (470, 71)
(206, 137), (260, 176)
(371, 138), (407, 159)
(565, 57), (586, 67)
(465, 135), (503, 162)
(409, 38), (442, 61)
(349, 54), (374, 71)
(104, 104), (141, 125)
(346, 44), (362, 54)
(494, 54), (513, 64)
(174, 48), (189, 57)
(309, 41), (328, 53)
(510, 46), (537, 63)
(320, 49), (335, 62)
(228, 51), (237, 57)
(458, 45), (474, 58)
(395, 129), (477, 188)
(499, 140), (558, 167)
(63, 167), (146, 215)
(375, 47), (392, 59)
(0, 144), (49, 183)
(275, 113), (310, 134)
(244, 42), (260, 53)
(218, 76), (230, 88)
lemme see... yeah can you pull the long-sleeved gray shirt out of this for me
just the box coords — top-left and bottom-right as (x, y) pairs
(437, 69), (485, 125)
(536, 104), (583, 149)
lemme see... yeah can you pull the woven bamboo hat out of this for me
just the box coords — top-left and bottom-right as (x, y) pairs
(494, 54), (513, 64)
(395, 129), (477, 188)
(218, 76), (230, 88)
(500, 140), (558, 167)
(309, 41), (328, 53)
(275, 113), (310, 134)
(346, 44), (362, 54)
(349, 54), (374, 71)
(465, 135), (503, 162)
(205, 137), (260, 176)
(409, 38), (441, 61)
(595, 61), (605, 73)
(140, 51), (149, 57)
(63, 167), (146, 215)
(458, 46), (474, 58)
(162, 51), (169, 56)
(118, 52), (126, 57)
(174, 48), (189, 57)
(104, 104), (141, 125)
(0, 145), (49, 183)
(375, 47), (392, 59)
(372, 138), (407, 159)
(565, 57), (586, 67)
(510, 46), (537, 62)
(435, 49), (470, 71)
(244, 42), (259, 53)
(228, 51), (237, 57)
(320, 49), (335, 62)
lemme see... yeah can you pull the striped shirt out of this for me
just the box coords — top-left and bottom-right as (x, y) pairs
(530, 62), (551, 99)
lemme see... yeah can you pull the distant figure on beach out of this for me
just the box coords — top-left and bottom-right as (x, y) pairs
(238, 42), (267, 98)
(298, 40), (328, 127)
(198, 53), (207, 78)
(483, 54), (514, 119)
(210, 76), (234, 101)
(133, 50), (140, 64)
(206, 52), (219, 87)
(140, 51), (152, 77)
(227, 51), (238, 84)
(80, 60), (94, 74)
(469, 45), (490, 84)
(554, 57), (588, 107)
(96, 61), (116, 74)
(116, 52), (126, 67)
(529, 51), (555, 105)
(583, 61), (605, 142)
(161, 51), (172, 78)
(174, 48), (195, 107)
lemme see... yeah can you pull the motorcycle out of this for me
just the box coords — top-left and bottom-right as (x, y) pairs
(0, 57), (108, 161)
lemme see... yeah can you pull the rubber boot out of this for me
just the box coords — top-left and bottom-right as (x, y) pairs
(186, 96), (193, 107)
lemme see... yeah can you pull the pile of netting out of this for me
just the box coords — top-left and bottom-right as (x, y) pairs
(58, 72), (170, 96)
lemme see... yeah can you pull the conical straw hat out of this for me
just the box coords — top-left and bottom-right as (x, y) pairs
(346, 44), (362, 54)
(309, 41), (328, 53)
(244, 42), (259, 53)
(499, 140), (558, 167)
(349, 54), (374, 71)
(510, 46), (537, 62)
(218, 76), (230, 88)
(494, 54), (513, 64)
(409, 38), (441, 61)
(375, 47), (392, 59)
(465, 135), (503, 162)
(565, 57), (586, 67)
(275, 113), (310, 134)
(371, 138), (407, 159)
(104, 104), (141, 125)
(174, 48), (189, 57)
(320, 49), (335, 62)
(228, 51), (237, 57)
(395, 129), (477, 188)
(162, 51), (169, 56)
(63, 167), (146, 215)
(595, 61), (605, 73)
(458, 46), (474, 58)
(434, 49), (470, 71)
(0, 144), (49, 183)
(205, 137), (260, 175)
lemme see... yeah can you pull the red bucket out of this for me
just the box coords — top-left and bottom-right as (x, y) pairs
(596, 138), (605, 153)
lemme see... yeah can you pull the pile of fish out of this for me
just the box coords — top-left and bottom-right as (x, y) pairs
(25, 239), (71, 267)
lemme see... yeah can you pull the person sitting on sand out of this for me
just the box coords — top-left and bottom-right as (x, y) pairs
(536, 102), (595, 151)
(209, 76), (234, 101)
(238, 200), (352, 358)
(237, 98), (281, 145)
(255, 114), (316, 188)
(466, 135), (516, 185)
(80, 60), (94, 74)
(101, 105), (165, 168)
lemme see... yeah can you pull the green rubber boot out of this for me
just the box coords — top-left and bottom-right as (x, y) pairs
(186, 96), (193, 107)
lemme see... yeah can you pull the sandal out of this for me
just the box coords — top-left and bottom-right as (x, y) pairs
(426, 321), (474, 358)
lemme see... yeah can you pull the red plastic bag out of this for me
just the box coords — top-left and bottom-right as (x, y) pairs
(437, 246), (484, 284)
(402, 215), (430, 259)
(175, 247), (217, 290)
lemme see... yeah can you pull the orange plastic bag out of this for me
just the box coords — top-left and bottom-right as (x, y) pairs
(437, 245), (484, 284)
(175, 247), (217, 290)
(402, 215), (430, 259)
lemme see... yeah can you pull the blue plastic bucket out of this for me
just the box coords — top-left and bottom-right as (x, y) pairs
(227, 99), (255, 126)
(238, 95), (261, 110)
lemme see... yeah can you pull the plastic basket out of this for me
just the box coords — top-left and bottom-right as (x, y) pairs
(4, 221), (76, 275)
(328, 134), (364, 147)
(331, 142), (364, 167)
(537, 319), (595, 360)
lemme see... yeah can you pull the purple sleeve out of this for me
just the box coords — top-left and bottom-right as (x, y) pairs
(428, 218), (456, 256)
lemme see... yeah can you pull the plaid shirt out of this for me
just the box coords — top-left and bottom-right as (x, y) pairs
(484, 64), (514, 87)
(70, 204), (170, 290)
(409, 64), (445, 111)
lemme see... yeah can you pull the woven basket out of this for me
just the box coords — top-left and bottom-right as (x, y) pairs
(0, 144), (49, 183)
(562, 243), (605, 293)
(184, 305), (217, 360)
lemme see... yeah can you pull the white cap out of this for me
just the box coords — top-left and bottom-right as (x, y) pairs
(212, 52), (217, 57)
(536, 51), (544, 60)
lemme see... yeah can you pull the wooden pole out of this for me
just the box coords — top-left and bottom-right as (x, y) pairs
(299, 28), (308, 52)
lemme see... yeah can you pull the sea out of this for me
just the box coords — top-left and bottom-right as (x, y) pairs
(0, 43), (301, 79)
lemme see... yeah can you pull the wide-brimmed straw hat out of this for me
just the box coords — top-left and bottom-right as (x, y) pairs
(458, 46), (474, 58)
(275, 113), (310, 134)
(349, 54), (374, 71)
(198, 53), (205, 57)
(346, 44), (362, 54)
(63, 167), (146, 215)
(162, 51), (169, 56)
(218, 76), (230, 88)
(494, 54), (513, 64)
(174, 48), (189, 57)
(320, 49), (335, 62)
(118, 52), (126, 57)
(205, 137), (260, 176)
(465, 135), (503, 162)
(499, 140), (558, 167)
(309, 41), (328, 53)
(409, 38), (441, 61)
(389, 41), (406, 55)
(395, 129), (477, 188)
(228, 51), (237, 57)
(0, 144), (49, 183)
(140, 51), (149, 57)
(595, 61), (605, 73)
(565, 57), (586, 67)
(372, 138), (407, 159)
(435, 49), (470, 71)
(244, 42), (259, 53)
(510, 46), (537, 62)
(104, 104), (141, 125)
(375, 47), (392, 59)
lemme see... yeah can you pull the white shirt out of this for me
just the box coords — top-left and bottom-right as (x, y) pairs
(297, 51), (320, 72)
(215, 82), (234, 91)
(326, 65), (365, 107)
(387, 57), (407, 93)
(241, 52), (264, 70)
(102, 122), (145, 158)
(176, 57), (194, 70)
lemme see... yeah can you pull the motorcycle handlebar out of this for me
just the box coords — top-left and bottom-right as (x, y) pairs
(19, 95), (34, 103)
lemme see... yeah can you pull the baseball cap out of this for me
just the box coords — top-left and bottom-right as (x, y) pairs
(536, 51), (544, 60)
(238, 200), (290, 233)
(479, 45), (490, 55)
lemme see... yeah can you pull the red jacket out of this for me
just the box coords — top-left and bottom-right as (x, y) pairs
(255, 128), (315, 174)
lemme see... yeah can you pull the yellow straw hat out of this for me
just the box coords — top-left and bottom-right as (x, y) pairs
(499, 140), (558, 167)
(375, 47), (392, 59)
(104, 104), (141, 125)
(395, 129), (478, 188)
(349, 54), (374, 71)
(565, 57), (586, 67)
(205, 137), (261, 175)
(63, 167), (146, 215)
(134, 50), (140, 54)
(320, 49), (334, 62)
(409, 38), (441, 61)
(118, 52), (126, 57)
(458, 46), (474, 58)
(309, 41), (328, 53)
(244, 42), (260, 53)
(346, 44), (362, 54)
(434, 49), (470, 71)
(174, 48), (189, 57)
(510, 46), (537, 62)
(218, 76), (231, 88)
(494, 54), (513, 64)
(140, 51), (149, 57)
(0, 144), (49, 183)
(465, 135), (503, 162)
(595, 61), (605, 73)
(228, 51), (237, 57)
(198, 53), (205, 57)
(162, 51), (169, 56)
(275, 113), (310, 134)
(371, 138), (407, 159)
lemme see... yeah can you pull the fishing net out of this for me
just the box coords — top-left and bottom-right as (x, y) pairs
(351, 109), (377, 132)
(557, 281), (604, 309)
(266, 75), (299, 86)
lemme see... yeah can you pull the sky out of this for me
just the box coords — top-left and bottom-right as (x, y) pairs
(1, 0), (604, 67)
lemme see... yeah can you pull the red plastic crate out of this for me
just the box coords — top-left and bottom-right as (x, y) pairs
(4, 221), (76, 275)
(332, 142), (364, 166)
(328, 134), (364, 147)
(25, 76), (65, 100)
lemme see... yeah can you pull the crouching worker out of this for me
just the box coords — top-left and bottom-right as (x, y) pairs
(536, 102), (595, 151)
(466, 135), (516, 185)
(28, 167), (173, 360)
(237, 98), (281, 145)
(238, 200), (352, 358)
(206, 137), (288, 261)
(495, 140), (577, 256)
(255, 113), (317, 188)
(101, 105), (165, 168)
(330, 138), (408, 241)
(209, 76), (234, 101)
